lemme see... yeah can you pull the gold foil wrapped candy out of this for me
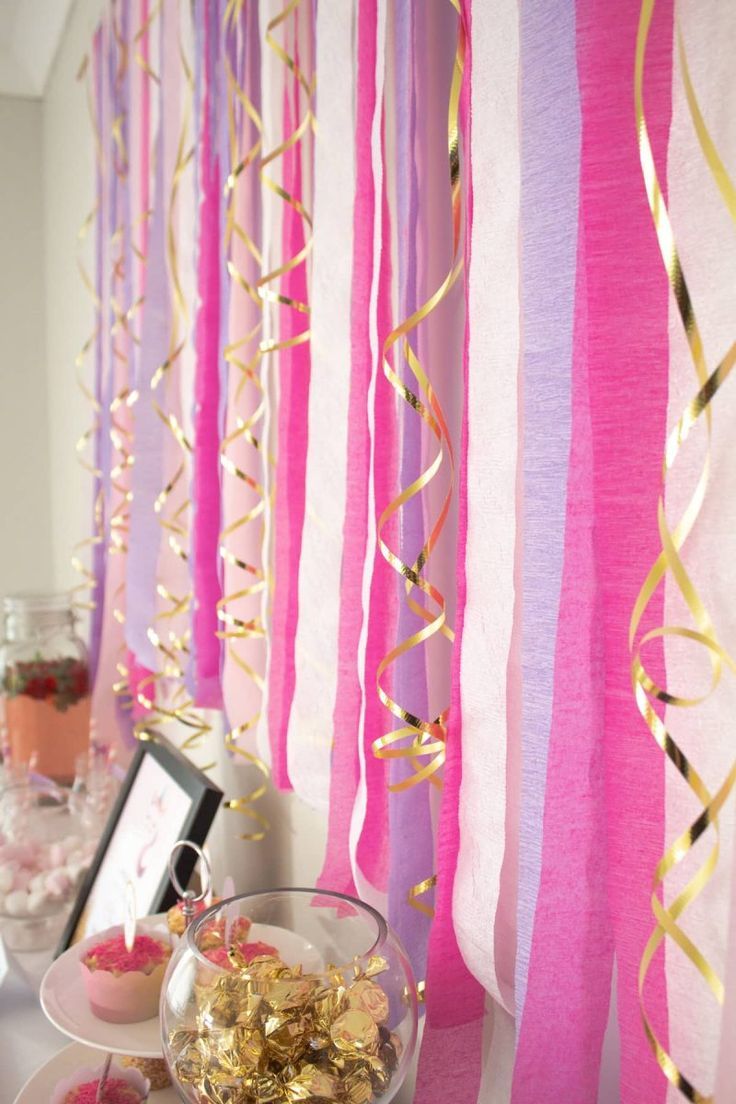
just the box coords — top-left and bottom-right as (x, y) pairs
(169, 952), (401, 1103)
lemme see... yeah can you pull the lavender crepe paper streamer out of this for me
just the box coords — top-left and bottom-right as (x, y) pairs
(387, 0), (433, 983)
(115, 0), (135, 741)
(126, 8), (171, 672)
(515, 0), (580, 1026)
(89, 26), (107, 683)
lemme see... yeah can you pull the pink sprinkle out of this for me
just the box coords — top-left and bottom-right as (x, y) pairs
(83, 933), (170, 974)
(62, 1076), (143, 1104)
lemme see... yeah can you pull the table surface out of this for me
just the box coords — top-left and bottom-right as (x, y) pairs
(4, 942), (417, 1103)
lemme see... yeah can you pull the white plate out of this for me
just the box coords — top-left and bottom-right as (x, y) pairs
(12, 1042), (180, 1103)
(40, 917), (169, 1058)
(40, 914), (322, 1058)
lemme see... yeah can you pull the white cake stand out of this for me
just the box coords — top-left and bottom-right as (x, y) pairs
(39, 915), (169, 1059)
(12, 1042), (180, 1103)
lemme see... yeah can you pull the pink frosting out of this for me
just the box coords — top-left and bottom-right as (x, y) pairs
(63, 1078), (145, 1104)
(83, 933), (170, 975)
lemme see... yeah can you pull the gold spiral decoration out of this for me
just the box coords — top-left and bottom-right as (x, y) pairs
(258, 1), (315, 365)
(633, 5), (736, 1100)
(217, 0), (270, 840)
(372, 0), (466, 917)
(71, 54), (105, 617)
(107, 3), (139, 711)
(134, 2), (213, 768)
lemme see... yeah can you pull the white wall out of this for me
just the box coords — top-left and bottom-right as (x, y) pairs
(43, 0), (102, 597)
(0, 95), (53, 596)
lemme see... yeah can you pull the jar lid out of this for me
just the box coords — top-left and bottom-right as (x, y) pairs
(3, 592), (76, 639)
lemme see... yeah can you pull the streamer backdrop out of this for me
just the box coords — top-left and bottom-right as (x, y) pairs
(69, 1), (736, 1098)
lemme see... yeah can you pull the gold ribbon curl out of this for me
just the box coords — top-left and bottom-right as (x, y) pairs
(108, 2), (161, 712)
(372, 0), (466, 918)
(71, 55), (105, 617)
(217, 0), (270, 841)
(258, 1), (315, 367)
(134, 2), (213, 770)
(633, 5), (736, 1100)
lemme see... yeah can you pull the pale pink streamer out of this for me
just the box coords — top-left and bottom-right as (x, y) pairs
(349, 0), (391, 909)
(220, 0), (266, 773)
(453, 0), (519, 1012)
(287, 0), (355, 811)
(317, 0), (377, 899)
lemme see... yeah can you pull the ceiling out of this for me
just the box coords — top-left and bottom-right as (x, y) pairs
(0, 0), (76, 98)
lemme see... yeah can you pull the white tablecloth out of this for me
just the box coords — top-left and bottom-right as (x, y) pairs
(2, 942), (68, 1099)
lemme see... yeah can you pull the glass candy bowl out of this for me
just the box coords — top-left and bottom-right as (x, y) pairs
(161, 889), (418, 1104)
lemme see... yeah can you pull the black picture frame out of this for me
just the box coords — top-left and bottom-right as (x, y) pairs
(56, 735), (222, 956)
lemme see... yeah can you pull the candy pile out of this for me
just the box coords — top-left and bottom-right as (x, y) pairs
(169, 952), (402, 1104)
(0, 834), (93, 918)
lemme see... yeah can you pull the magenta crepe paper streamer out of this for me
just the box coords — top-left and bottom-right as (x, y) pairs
(191, 0), (224, 709)
(511, 226), (614, 1102)
(267, 16), (316, 789)
(578, 0), (672, 1098)
(514, 0), (579, 1025)
(317, 0), (378, 899)
(414, 6), (486, 1097)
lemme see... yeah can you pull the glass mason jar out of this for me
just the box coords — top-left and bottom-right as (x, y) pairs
(0, 593), (91, 784)
(161, 889), (419, 1104)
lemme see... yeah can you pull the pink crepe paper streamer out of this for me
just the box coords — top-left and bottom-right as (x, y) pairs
(317, 0), (379, 899)
(578, 0), (673, 1097)
(266, 35), (313, 790)
(191, 5), (223, 709)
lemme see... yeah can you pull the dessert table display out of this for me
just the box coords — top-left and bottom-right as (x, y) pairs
(9, 888), (418, 1104)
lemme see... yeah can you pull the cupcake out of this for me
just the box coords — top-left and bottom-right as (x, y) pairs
(51, 1062), (149, 1104)
(202, 938), (278, 970)
(80, 929), (172, 1023)
(120, 1056), (171, 1092)
(167, 898), (252, 947)
(166, 896), (220, 936)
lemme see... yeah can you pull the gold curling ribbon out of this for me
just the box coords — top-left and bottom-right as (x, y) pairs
(217, 0), (270, 841)
(373, 0), (466, 917)
(107, 3), (161, 713)
(258, 1), (315, 364)
(134, 0), (213, 770)
(71, 55), (105, 616)
(633, 6), (736, 1099)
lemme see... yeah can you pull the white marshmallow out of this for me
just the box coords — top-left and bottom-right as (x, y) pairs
(5, 890), (29, 916)
(48, 843), (66, 867)
(0, 867), (14, 895)
(45, 871), (72, 899)
(26, 890), (48, 915)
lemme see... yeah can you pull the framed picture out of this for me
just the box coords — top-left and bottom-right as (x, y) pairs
(56, 735), (222, 954)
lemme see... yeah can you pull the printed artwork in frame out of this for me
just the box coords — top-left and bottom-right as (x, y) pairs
(56, 734), (222, 955)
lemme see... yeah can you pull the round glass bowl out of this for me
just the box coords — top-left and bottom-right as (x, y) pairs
(0, 777), (94, 951)
(161, 888), (418, 1104)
